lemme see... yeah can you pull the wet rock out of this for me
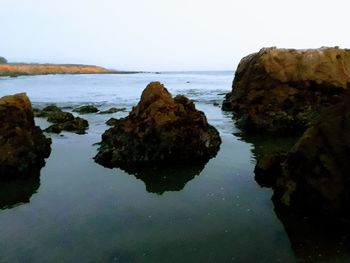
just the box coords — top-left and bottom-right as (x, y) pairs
(45, 117), (88, 135)
(34, 105), (89, 134)
(0, 93), (51, 178)
(33, 105), (61, 117)
(47, 111), (75, 123)
(99, 107), (126, 114)
(254, 91), (350, 215)
(106, 117), (118, 126)
(254, 152), (287, 188)
(223, 47), (350, 134)
(94, 82), (221, 168)
(73, 105), (99, 114)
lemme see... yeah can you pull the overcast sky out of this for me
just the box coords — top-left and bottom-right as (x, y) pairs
(0, 0), (349, 71)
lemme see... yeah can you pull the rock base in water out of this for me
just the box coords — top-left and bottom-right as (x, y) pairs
(255, 91), (350, 216)
(0, 93), (51, 178)
(94, 82), (221, 168)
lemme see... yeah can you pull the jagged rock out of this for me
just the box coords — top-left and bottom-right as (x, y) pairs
(254, 91), (350, 215)
(0, 93), (51, 178)
(223, 47), (350, 134)
(94, 82), (221, 168)
(99, 107), (126, 114)
(73, 105), (99, 114)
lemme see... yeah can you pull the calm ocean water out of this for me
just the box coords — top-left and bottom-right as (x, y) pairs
(0, 72), (348, 262)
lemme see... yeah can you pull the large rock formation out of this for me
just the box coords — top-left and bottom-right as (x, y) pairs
(0, 93), (51, 179)
(94, 82), (221, 169)
(223, 47), (350, 133)
(255, 91), (350, 216)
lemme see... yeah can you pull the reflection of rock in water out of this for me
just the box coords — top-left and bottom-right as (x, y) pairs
(275, 207), (350, 263)
(234, 131), (298, 160)
(119, 162), (206, 194)
(0, 169), (41, 209)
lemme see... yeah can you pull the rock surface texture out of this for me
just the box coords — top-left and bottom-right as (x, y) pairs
(223, 47), (350, 133)
(0, 93), (51, 178)
(255, 91), (350, 215)
(94, 82), (221, 168)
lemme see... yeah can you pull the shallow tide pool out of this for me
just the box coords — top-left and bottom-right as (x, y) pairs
(0, 72), (347, 263)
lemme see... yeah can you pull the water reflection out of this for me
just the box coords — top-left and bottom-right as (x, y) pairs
(275, 207), (350, 263)
(233, 130), (350, 262)
(0, 170), (41, 209)
(234, 131), (298, 161)
(119, 162), (206, 194)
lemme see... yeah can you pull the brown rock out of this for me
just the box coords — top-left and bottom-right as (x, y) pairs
(254, 91), (350, 215)
(94, 82), (221, 169)
(223, 47), (350, 133)
(0, 93), (51, 179)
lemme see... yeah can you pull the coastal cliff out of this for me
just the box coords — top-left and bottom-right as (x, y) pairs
(0, 63), (116, 77)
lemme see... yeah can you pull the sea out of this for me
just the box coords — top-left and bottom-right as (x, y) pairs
(0, 72), (348, 263)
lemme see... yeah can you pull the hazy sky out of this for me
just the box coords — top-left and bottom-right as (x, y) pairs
(1, 0), (349, 71)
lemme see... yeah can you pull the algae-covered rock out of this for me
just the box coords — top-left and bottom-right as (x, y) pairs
(44, 117), (88, 135)
(0, 93), (51, 178)
(73, 105), (99, 114)
(223, 47), (350, 134)
(34, 105), (89, 134)
(99, 107), (126, 114)
(94, 82), (221, 168)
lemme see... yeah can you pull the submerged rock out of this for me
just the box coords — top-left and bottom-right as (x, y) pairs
(0, 93), (51, 178)
(223, 47), (350, 134)
(94, 82), (221, 168)
(105, 117), (118, 126)
(73, 105), (99, 114)
(255, 91), (350, 215)
(99, 107), (126, 114)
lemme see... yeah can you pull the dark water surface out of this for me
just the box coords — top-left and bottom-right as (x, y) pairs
(0, 72), (348, 262)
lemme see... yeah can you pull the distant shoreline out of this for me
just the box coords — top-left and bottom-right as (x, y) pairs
(0, 63), (141, 77)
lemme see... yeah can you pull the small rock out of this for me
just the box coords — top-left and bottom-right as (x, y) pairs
(99, 107), (126, 114)
(73, 105), (99, 114)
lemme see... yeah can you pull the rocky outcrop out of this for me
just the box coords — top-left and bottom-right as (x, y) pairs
(73, 105), (99, 114)
(35, 106), (89, 134)
(223, 47), (350, 133)
(0, 93), (51, 179)
(94, 82), (221, 169)
(255, 91), (350, 215)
